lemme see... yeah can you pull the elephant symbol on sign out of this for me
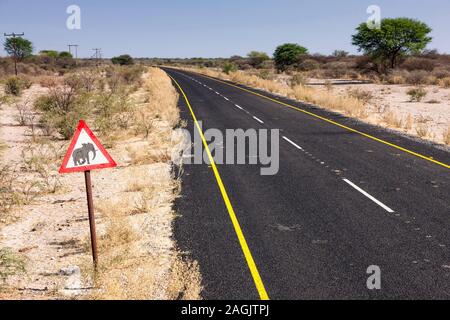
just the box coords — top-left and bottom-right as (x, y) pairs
(72, 143), (97, 166)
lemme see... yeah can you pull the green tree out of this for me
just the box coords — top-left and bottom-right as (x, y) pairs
(352, 18), (432, 70)
(58, 51), (73, 58)
(222, 62), (237, 74)
(3, 37), (33, 75)
(39, 50), (59, 58)
(273, 43), (308, 72)
(111, 54), (134, 66)
(247, 51), (270, 68)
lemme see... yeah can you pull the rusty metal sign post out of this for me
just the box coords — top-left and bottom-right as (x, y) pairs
(59, 120), (117, 269)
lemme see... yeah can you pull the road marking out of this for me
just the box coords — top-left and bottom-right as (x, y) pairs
(168, 74), (270, 301)
(282, 136), (304, 151)
(343, 179), (395, 213)
(178, 70), (450, 170)
(224, 97), (230, 101)
(235, 104), (243, 110)
(253, 116), (264, 124)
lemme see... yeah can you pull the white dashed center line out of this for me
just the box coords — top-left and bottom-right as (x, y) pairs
(235, 104), (243, 110)
(253, 116), (264, 124)
(282, 136), (304, 151)
(343, 179), (395, 213)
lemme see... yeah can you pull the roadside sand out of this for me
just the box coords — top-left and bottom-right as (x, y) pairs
(0, 70), (201, 300)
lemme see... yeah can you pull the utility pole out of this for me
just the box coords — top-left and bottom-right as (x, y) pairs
(4, 32), (25, 76)
(92, 48), (102, 66)
(68, 44), (79, 59)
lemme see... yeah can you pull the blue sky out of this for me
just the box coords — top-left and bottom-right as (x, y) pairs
(1, 0), (449, 58)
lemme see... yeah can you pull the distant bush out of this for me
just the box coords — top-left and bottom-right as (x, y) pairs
(222, 62), (237, 74)
(332, 50), (349, 58)
(112, 54), (134, 66)
(347, 88), (373, 104)
(35, 79), (90, 139)
(407, 87), (427, 102)
(297, 59), (320, 71)
(385, 70), (408, 84)
(4, 76), (32, 96)
(406, 70), (431, 85)
(58, 51), (73, 59)
(438, 77), (450, 88)
(432, 68), (450, 79)
(290, 73), (308, 86)
(401, 57), (435, 72)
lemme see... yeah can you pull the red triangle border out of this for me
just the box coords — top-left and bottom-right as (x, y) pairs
(59, 120), (117, 174)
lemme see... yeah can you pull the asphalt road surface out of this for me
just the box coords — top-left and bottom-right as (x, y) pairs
(164, 67), (450, 300)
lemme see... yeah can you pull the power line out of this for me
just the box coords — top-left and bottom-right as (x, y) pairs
(4, 32), (25, 76)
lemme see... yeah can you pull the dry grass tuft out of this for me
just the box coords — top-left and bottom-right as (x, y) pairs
(166, 255), (202, 300)
(438, 77), (450, 88)
(382, 110), (403, 128)
(415, 122), (431, 138)
(443, 126), (450, 145)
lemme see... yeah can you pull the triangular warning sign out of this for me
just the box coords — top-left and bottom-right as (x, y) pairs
(59, 120), (117, 174)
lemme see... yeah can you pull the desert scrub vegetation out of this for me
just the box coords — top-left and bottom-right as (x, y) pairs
(68, 67), (200, 300)
(3, 76), (32, 96)
(0, 248), (26, 287)
(407, 87), (427, 102)
(443, 127), (450, 145)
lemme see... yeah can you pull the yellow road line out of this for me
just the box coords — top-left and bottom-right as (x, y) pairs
(175, 68), (450, 170)
(168, 74), (270, 301)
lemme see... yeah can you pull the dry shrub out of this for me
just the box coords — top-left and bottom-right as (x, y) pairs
(385, 70), (408, 84)
(0, 248), (26, 285)
(166, 255), (202, 300)
(290, 73), (308, 87)
(406, 70), (433, 85)
(401, 57), (435, 72)
(438, 77), (450, 88)
(4, 76), (32, 96)
(407, 87), (427, 102)
(382, 110), (403, 128)
(346, 88), (373, 104)
(443, 127), (450, 145)
(404, 114), (413, 130)
(34, 78), (91, 140)
(415, 123), (430, 138)
(14, 98), (33, 126)
(432, 68), (450, 79)
(36, 76), (62, 88)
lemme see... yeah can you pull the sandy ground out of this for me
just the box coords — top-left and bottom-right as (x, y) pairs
(318, 82), (450, 146)
(0, 79), (196, 299)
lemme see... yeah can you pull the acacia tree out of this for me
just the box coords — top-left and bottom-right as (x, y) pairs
(247, 51), (270, 68)
(352, 18), (432, 70)
(273, 43), (308, 72)
(111, 54), (134, 66)
(4, 37), (33, 75)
